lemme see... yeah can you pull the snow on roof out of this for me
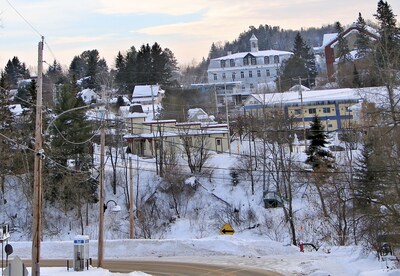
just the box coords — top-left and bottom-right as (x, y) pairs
(212, 49), (292, 61)
(247, 87), (400, 107)
(8, 104), (24, 116)
(131, 97), (156, 103)
(322, 33), (338, 47)
(132, 85), (161, 98)
(289, 84), (310, 92)
(248, 88), (361, 106)
(125, 112), (148, 119)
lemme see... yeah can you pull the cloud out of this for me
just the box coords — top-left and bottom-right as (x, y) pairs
(52, 34), (119, 45)
(95, 0), (205, 16)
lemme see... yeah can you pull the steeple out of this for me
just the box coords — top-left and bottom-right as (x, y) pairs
(250, 34), (259, 52)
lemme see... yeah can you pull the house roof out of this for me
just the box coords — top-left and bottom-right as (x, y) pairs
(245, 87), (400, 108)
(132, 85), (162, 98)
(211, 49), (292, 61)
(246, 88), (361, 107)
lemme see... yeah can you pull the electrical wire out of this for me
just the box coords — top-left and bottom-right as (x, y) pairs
(5, 0), (43, 38)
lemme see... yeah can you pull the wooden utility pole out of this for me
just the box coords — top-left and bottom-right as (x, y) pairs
(224, 77), (231, 155)
(296, 77), (308, 147)
(129, 156), (134, 239)
(97, 88), (106, 267)
(32, 36), (44, 276)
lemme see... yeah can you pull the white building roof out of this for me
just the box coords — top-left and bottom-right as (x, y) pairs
(246, 87), (400, 107)
(132, 85), (161, 98)
(212, 49), (292, 61)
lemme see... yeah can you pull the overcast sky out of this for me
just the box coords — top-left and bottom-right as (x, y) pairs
(1, 0), (399, 71)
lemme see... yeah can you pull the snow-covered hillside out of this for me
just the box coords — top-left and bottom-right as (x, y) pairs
(2, 136), (399, 275)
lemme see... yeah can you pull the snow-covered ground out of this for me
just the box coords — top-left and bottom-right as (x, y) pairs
(8, 234), (400, 276)
(3, 125), (400, 275)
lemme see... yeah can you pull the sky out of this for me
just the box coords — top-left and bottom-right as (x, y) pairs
(1, 1), (399, 71)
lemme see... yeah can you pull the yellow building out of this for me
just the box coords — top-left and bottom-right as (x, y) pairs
(243, 88), (361, 132)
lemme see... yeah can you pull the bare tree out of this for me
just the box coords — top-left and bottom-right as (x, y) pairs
(179, 126), (211, 174)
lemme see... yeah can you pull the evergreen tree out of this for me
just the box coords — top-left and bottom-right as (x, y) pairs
(279, 32), (317, 90)
(335, 22), (352, 64)
(305, 115), (333, 169)
(373, 0), (400, 123)
(374, 0), (400, 55)
(46, 60), (67, 85)
(69, 50), (109, 91)
(136, 44), (152, 84)
(355, 13), (372, 59)
(69, 55), (86, 80)
(354, 139), (386, 207)
(49, 81), (93, 168)
(45, 80), (96, 212)
(3, 57), (30, 89)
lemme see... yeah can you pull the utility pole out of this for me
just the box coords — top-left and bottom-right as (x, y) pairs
(296, 77), (308, 148)
(129, 155), (134, 239)
(224, 77), (231, 155)
(97, 87), (106, 267)
(32, 36), (44, 276)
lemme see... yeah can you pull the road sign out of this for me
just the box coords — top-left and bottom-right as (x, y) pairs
(219, 223), (235, 235)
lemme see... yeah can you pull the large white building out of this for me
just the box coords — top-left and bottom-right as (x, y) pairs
(207, 34), (293, 102)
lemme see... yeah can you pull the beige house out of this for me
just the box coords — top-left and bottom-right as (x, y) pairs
(124, 113), (229, 157)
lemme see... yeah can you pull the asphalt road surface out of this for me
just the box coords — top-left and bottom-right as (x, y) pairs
(25, 259), (283, 276)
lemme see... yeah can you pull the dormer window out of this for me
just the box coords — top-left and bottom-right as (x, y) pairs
(243, 57), (249, 66)
(274, 55), (280, 63)
(251, 57), (256, 65)
(230, 59), (235, 67)
(264, 56), (270, 64)
(221, 60), (226, 68)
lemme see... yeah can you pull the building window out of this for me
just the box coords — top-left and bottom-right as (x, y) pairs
(216, 139), (221, 146)
(222, 72), (226, 80)
(250, 83), (254, 89)
(242, 85), (245, 90)
(230, 59), (235, 67)
(323, 107), (331, 113)
(294, 109), (301, 115)
(251, 57), (257, 65)
(243, 57), (249, 66)
(232, 72), (236, 81)
(213, 74), (217, 81)
(240, 71), (244, 78)
(221, 60), (226, 68)
(249, 71), (253, 78)
(257, 70), (261, 77)
(264, 56), (270, 64)
(274, 55), (280, 63)
(266, 69), (270, 77)
(309, 108), (317, 114)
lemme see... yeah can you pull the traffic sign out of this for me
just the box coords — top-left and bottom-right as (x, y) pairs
(220, 223), (235, 235)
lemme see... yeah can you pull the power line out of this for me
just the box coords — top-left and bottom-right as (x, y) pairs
(5, 0), (43, 38)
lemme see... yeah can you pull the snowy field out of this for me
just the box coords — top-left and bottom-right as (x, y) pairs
(7, 233), (400, 276)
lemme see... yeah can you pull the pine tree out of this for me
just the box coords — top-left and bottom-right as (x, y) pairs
(305, 115), (333, 169)
(45, 80), (96, 212)
(279, 32), (317, 90)
(3, 57), (30, 89)
(335, 22), (352, 64)
(373, 0), (400, 123)
(355, 13), (372, 59)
